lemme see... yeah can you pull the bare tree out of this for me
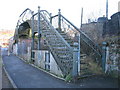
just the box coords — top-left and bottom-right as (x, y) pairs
(85, 9), (103, 23)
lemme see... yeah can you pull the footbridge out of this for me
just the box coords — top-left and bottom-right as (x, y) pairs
(13, 7), (106, 78)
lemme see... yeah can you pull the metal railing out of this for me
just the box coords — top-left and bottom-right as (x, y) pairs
(51, 11), (102, 59)
(61, 15), (102, 57)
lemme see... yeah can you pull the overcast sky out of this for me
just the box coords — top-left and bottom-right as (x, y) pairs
(0, 0), (119, 30)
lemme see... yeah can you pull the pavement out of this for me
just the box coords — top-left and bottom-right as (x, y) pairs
(2, 50), (119, 88)
(2, 67), (13, 88)
(1, 49), (13, 89)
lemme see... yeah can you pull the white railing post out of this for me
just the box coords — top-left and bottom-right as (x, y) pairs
(72, 42), (79, 78)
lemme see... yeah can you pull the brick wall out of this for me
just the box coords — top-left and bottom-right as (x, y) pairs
(81, 22), (104, 43)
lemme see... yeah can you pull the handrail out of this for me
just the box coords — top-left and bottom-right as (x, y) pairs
(51, 15), (58, 18)
(40, 12), (73, 53)
(17, 8), (33, 27)
(61, 15), (102, 56)
(19, 8), (33, 17)
(31, 10), (73, 52)
(14, 8), (33, 40)
(61, 15), (96, 44)
(32, 10), (51, 20)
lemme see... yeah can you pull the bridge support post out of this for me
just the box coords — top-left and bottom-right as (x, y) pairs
(38, 6), (41, 50)
(58, 9), (61, 30)
(45, 51), (50, 71)
(72, 42), (79, 81)
(50, 13), (52, 24)
(78, 33), (81, 75)
(102, 42), (109, 73)
(31, 11), (35, 61)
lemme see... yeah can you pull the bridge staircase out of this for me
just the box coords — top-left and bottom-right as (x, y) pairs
(14, 8), (103, 77)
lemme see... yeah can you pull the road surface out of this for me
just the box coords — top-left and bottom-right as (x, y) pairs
(2, 50), (119, 88)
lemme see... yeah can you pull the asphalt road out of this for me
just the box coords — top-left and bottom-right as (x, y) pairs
(2, 50), (119, 88)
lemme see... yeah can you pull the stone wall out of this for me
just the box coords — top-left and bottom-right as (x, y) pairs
(105, 41), (120, 78)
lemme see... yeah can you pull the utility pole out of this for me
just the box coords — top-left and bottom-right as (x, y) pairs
(118, 1), (120, 12)
(80, 8), (83, 28)
(31, 11), (34, 51)
(106, 0), (108, 18)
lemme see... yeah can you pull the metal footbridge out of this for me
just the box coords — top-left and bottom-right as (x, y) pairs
(13, 7), (103, 78)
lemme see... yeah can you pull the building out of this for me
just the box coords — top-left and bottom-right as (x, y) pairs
(103, 12), (120, 36)
(81, 12), (120, 44)
(0, 30), (14, 47)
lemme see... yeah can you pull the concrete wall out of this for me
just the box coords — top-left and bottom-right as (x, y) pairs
(27, 47), (31, 62)
(49, 52), (63, 76)
(12, 42), (63, 77)
(32, 50), (63, 77)
(32, 50), (46, 69)
(13, 39), (32, 60)
(13, 44), (18, 55)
